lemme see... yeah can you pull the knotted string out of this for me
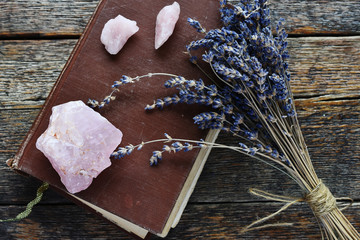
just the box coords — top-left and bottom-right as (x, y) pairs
(305, 180), (337, 217)
(0, 182), (49, 222)
(241, 180), (353, 234)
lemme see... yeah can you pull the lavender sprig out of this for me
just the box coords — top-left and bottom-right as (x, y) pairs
(111, 133), (209, 166)
(88, 73), (178, 109)
(111, 133), (293, 174)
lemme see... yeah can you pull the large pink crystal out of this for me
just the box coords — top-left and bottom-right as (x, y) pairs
(36, 100), (123, 194)
(100, 14), (139, 55)
(155, 2), (180, 49)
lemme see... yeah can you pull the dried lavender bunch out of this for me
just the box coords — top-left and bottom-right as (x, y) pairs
(139, 0), (315, 188)
(89, 0), (360, 238)
(162, 0), (358, 238)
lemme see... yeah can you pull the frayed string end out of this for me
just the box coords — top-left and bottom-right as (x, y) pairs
(241, 181), (353, 235)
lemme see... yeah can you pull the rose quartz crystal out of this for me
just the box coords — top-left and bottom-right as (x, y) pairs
(100, 14), (139, 55)
(155, 2), (180, 49)
(36, 100), (123, 194)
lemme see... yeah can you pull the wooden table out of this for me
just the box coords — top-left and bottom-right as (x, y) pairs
(1, 1), (359, 239)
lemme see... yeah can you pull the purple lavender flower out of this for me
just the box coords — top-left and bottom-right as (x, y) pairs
(141, 0), (299, 168)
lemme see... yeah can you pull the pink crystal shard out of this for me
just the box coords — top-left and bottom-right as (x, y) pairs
(36, 100), (123, 194)
(155, 2), (180, 49)
(100, 14), (139, 55)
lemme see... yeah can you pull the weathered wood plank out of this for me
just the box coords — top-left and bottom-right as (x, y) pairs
(1, 37), (359, 109)
(0, 108), (40, 152)
(270, 0), (360, 35)
(0, 40), (75, 108)
(1, 0), (359, 239)
(0, 36), (359, 205)
(160, 202), (360, 240)
(1, 202), (360, 239)
(289, 36), (360, 98)
(1, 97), (359, 204)
(1, 23), (359, 240)
(0, 169), (70, 204)
(0, 0), (99, 37)
(1, 1), (360, 36)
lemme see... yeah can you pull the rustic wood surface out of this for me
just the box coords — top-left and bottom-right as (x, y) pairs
(1, 0), (359, 239)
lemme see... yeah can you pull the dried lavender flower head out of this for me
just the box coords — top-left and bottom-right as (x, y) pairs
(144, 0), (301, 173)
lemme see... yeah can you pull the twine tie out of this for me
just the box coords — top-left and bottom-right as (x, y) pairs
(305, 180), (337, 217)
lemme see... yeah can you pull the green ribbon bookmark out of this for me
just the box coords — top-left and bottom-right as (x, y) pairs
(0, 182), (49, 222)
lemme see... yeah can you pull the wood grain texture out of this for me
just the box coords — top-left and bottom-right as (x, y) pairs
(1, 0), (360, 37)
(1, 97), (359, 203)
(159, 202), (360, 240)
(269, 1), (360, 35)
(1, 37), (359, 109)
(1, 203), (360, 239)
(0, 36), (359, 239)
(289, 36), (360, 98)
(0, 40), (75, 108)
(1, 0), (360, 239)
(0, 0), (99, 37)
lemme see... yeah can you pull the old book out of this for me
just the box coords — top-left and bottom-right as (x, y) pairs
(8, 0), (221, 238)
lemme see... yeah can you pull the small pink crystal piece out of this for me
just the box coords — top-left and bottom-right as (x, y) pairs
(36, 100), (123, 193)
(100, 14), (139, 55)
(155, 2), (180, 49)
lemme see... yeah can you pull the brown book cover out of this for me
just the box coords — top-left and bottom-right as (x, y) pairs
(8, 0), (221, 238)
